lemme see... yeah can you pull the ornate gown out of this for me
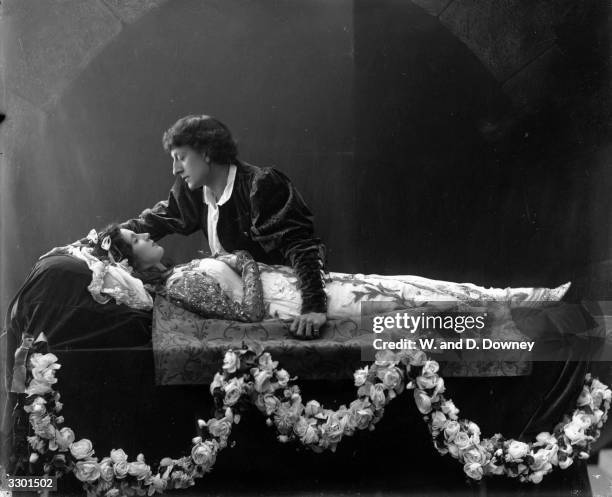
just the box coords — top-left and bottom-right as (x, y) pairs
(165, 253), (571, 322)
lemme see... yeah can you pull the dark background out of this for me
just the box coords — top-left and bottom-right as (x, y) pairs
(1, 0), (611, 318)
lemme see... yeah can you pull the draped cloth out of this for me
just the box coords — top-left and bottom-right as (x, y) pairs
(0, 255), (152, 470)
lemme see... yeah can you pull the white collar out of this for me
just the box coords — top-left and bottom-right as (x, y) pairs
(203, 164), (237, 207)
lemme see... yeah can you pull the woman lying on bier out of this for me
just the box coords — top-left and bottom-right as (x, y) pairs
(42, 224), (570, 332)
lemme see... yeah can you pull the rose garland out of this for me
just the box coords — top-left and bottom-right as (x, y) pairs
(19, 343), (611, 496)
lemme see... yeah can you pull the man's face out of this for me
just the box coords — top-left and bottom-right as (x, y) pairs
(170, 146), (210, 190)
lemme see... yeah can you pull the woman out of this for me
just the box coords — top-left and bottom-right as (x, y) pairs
(74, 224), (571, 329)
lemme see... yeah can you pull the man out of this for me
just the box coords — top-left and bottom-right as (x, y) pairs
(122, 115), (327, 338)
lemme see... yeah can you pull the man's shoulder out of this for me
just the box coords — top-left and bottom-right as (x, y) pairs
(235, 161), (289, 186)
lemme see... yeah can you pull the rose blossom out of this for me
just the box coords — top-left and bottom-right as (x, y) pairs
(209, 372), (224, 394)
(128, 460), (151, 481)
(463, 462), (484, 480)
(506, 441), (529, 462)
(147, 473), (168, 494)
(374, 350), (397, 367)
(414, 389), (432, 414)
(253, 369), (274, 393)
(408, 350), (427, 366)
(70, 439), (94, 460)
(74, 460), (101, 482)
(354, 366), (369, 387)
(304, 400), (321, 417)
(113, 460), (129, 479)
(207, 418), (232, 439)
(105, 490), (120, 497)
(263, 394), (280, 415)
(422, 360), (440, 376)
(191, 441), (217, 468)
(54, 427), (75, 451)
(444, 420), (461, 441)
(441, 400), (460, 419)
(99, 457), (114, 483)
(381, 368), (402, 390)
(563, 422), (588, 445)
(25, 379), (53, 397)
(463, 447), (487, 465)
(276, 369), (290, 387)
(430, 411), (447, 432)
(535, 432), (557, 447)
(529, 449), (553, 473)
(223, 378), (244, 406)
(576, 386), (593, 407)
(369, 383), (387, 409)
(258, 352), (278, 372)
(222, 350), (240, 374)
(110, 448), (128, 464)
(416, 374), (438, 390)
(453, 431), (471, 451)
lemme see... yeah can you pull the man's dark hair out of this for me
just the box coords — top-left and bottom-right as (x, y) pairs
(162, 115), (238, 164)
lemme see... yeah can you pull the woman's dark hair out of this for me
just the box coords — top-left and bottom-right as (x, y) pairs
(89, 223), (172, 285)
(162, 115), (238, 164)
(90, 223), (134, 264)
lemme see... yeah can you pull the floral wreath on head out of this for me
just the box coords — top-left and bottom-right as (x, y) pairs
(15, 336), (610, 496)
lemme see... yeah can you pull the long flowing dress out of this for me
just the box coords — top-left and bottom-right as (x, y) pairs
(165, 254), (570, 322)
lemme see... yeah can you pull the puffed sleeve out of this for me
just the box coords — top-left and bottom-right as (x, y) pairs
(121, 177), (203, 241)
(166, 252), (264, 322)
(249, 168), (327, 314)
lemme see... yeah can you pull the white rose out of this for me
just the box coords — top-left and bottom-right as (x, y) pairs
(576, 386), (593, 407)
(529, 471), (544, 484)
(222, 351), (240, 374)
(354, 366), (369, 387)
(454, 431), (471, 451)
(128, 460), (151, 480)
(431, 411), (447, 432)
(416, 374), (438, 390)
(70, 439), (94, 460)
(414, 389), (432, 414)
(209, 372), (224, 394)
(463, 446), (486, 465)
(113, 460), (129, 479)
(74, 460), (101, 482)
(535, 432), (557, 447)
(223, 378), (244, 406)
(464, 462), (484, 480)
(191, 441), (217, 468)
(304, 400), (321, 417)
(258, 352), (278, 371)
(276, 369), (290, 387)
(422, 360), (440, 376)
(263, 394), (281, 415)
(506, 441), (529, 462)
(369, 383), (387, 409)
(110, 448), (128, 464)
(99, 457), (114, 483)
(254, 369), (274, 393)
(382, 368), (402, 390)
(563, 422), (587, 445)
(441, 400), (460, 419)
(444, 420), (461, 441)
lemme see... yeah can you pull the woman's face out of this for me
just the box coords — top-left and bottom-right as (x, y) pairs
(170, 145), (210, 190)
(119, 229), (164, 269)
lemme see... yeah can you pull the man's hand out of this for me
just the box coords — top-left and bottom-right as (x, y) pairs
(290, 312), (327, 340)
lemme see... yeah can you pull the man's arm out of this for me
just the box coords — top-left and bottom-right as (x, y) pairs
(249, 168), (327, 336)
(121, 177), (203, 241)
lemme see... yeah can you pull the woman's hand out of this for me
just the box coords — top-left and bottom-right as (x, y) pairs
(290, 312), (327, 340)
(215, 253), (239, 271)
